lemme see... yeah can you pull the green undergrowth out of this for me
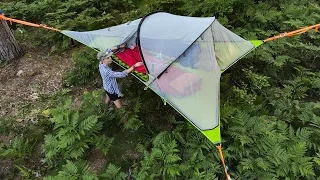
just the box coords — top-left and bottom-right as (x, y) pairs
(0, 81), (177, 179)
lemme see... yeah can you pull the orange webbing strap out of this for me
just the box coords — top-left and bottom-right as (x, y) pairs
(263, 23), (320, 42)
(217, 144), (232, 180)
(0, 13), (60, 32)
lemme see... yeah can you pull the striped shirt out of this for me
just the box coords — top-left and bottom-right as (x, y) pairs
(99, 62), (128, 96)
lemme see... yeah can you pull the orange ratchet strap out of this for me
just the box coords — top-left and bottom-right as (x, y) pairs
(0, 13), (60, 32)
(263, 23), (320, 42)
(217, 144), (232, 180)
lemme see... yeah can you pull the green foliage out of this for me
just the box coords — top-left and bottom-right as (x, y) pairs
(43, 160), (98, 180)
(14, 165), (36, 179)
(44, 160), (127, 179)
(179, 0), (234, 17)
(133, 136), (182, 179)
(243, 68), (271, 90)
(94, 135), (114, 156)
(0, 117), (14, 134)
(222, 108), (318, 179)
(1, 136), (36, 164)
(43, 90), (113, 163)
(100, 163), (127, 180)
(133, 129), (221, 179)
(63, 48), (99, 87)
(108, 96), (144, 131)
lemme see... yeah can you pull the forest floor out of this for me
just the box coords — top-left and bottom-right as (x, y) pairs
(0, 46), (74, 178)
(0, 46), (74, 117)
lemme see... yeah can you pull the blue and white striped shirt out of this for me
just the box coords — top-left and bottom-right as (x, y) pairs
(99, 62), (128, 96)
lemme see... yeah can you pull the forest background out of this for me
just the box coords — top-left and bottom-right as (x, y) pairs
(0, 0), (320, 179)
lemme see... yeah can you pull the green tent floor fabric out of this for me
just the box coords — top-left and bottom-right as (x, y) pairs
(202, 126), (221, 144)
(250, 40), (264, 47)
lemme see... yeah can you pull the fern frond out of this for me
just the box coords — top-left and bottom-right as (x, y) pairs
(57, 133), (76, 149)
(164, 154), (181, 164)
(100, 163), (126, 179)
(124, 116), (143, 130)
(152, 131), (171, 147)
(79, 115), (98, 132)
(94, 136), (113, 156)
(71, 111), (80, 128)
(44, 134), (58, 150)
(65, 160), (78, 174)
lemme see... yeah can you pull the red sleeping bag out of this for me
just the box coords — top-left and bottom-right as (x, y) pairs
(115, 46), (147, 74)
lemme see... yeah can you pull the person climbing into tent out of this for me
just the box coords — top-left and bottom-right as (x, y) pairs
(97, 43), (144, 108)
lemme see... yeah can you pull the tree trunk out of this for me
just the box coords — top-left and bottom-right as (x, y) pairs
(0, 20), (24, 63)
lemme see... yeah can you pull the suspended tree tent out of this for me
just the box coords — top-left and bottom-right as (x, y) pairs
(61, 12), (263, 144)
(1, 10), (319, 179)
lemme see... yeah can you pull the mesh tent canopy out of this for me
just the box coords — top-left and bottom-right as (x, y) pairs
(62, 12), (262, 144)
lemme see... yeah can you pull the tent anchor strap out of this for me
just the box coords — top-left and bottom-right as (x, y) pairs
(263, 23), (320, 42)
(0, 11), (61, 32)
(216, 144), (232, 180)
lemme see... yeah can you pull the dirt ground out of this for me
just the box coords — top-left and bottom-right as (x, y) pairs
(0, 46), (74, 117)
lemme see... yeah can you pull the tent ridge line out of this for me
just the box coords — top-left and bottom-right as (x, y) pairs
(137, 11), (164, 74)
